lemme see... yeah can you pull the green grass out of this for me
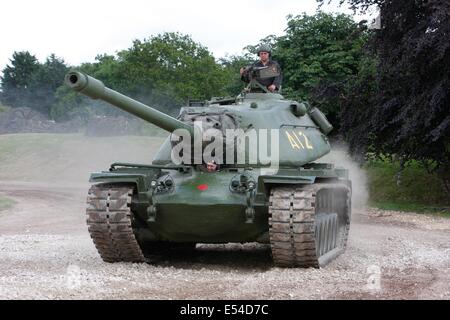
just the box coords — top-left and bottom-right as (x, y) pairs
(372, 202), (450, 217)
(0, 133), (67, 157)
(0, 195), (15, 212)
(0, 132), (166, 182)
(366, 159), (450, 216)
(0, 132), (160, 163)
(0, 103), (10, 113)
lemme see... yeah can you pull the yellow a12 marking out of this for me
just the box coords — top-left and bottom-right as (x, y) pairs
(285, 130), (314, 150)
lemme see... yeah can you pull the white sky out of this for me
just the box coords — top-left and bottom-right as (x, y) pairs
(0, 0), (377, 73)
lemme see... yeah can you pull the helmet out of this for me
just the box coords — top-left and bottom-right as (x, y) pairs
(256, 44), (272, 56)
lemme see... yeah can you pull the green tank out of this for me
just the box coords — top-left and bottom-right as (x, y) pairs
(65, 70), (351, 268)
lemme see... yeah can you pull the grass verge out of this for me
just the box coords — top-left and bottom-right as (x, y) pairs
(366, 159), (450, 216)
(0, 195), (15, 212)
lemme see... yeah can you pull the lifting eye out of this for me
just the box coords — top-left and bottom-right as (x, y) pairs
(164, 179), (173, 187)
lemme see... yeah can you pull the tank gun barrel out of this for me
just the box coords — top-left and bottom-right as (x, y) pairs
(65, 71), (194, 135)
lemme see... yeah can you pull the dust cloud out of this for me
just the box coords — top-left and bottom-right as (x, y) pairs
(318, 143), (369, 210)
(0, 133), (167, 186)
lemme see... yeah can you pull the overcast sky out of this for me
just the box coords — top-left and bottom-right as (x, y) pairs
(0, 0), (376, 73)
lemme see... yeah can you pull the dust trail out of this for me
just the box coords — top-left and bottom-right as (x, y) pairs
(0, 133), (167, 186)
(318, 143), (369, 210)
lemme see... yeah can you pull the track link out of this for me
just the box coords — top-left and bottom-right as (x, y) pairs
(86, 185), (145, 263)
(269, 184), (351, 268)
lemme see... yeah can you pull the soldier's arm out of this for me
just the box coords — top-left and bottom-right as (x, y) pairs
(272, 62), (283, 89)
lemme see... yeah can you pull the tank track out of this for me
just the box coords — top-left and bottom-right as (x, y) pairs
(86, 185), (145, 263)
(269, 183), (351, 268)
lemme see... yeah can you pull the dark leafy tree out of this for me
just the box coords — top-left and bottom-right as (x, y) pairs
(338, 54), (378, 161)
(319, 0), (450, 195)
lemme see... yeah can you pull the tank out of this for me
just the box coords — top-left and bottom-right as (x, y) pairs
(65, 70), (351, 268)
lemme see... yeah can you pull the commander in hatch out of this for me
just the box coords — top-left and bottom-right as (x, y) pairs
(240, 44), (282, 92)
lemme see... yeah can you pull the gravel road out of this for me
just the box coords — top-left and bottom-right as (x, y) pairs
(0, 181), (449, 300)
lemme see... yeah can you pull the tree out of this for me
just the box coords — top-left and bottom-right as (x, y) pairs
(321, 1), (450, 168)
(219, 53), (254, 96)
(28, 54), (69, 116)
(118, 32), (228, 108)
(338, 54), (378, 161)
(318, 0), (450, 195)
(1, 52), (69, 117)
(0, 51), (40, 108)
(51, 32), (233, 121)
(273, 12), (370, 128)
(50, 85), (87, 122)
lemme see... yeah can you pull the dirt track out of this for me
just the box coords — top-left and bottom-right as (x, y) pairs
(0, 181), (449, 300)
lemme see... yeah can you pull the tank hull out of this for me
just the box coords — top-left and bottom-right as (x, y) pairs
(88, 164), (350, 246)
